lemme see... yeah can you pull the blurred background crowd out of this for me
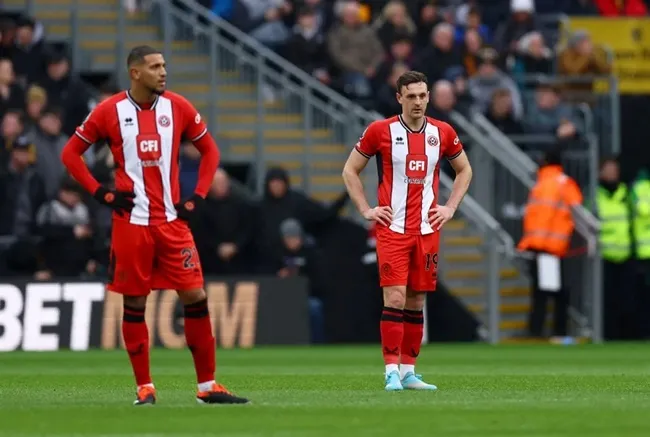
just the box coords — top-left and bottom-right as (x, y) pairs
(1, 0), (650, 342)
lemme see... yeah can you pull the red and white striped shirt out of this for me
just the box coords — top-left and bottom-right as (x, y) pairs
(75, 91), (207, 226)
(355, 115), (463, 235)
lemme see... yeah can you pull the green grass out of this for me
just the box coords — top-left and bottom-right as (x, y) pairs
(0, 344), (649, 436)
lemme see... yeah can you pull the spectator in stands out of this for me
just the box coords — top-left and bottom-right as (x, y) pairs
(375, 62), (408, 116)
(327, 1), (384, 100)
(257, 166), (347, 270)
(0, 135), (46, 276)
(180, 142), (201, 199)
(0, 110), (29, 167)
(413, 0), (443, 50)
(454, 6), (490, 44)
(414, 22), (462, 84)
(35, 178), (94, 279)
(461, 28), (483, 78)
(523, 82), (580, 145)
(372, 1), (416, 50)
(32, 106), (68, 199)
(0, 58), (25, 117)
(192, 169), (255, 275)
(494, 0), (538, 57)
(291, 0), (333, 37)
(36, 51), (94, 136)
(276, 217), (326, 343)
(426, 80), (457, 123)
(373, 33), (415, 90)
(594, 0), (648, 16)
(557, 30), (611, 99)
(23, 85), (47, 135)
(86, 83), (119, 174)
(0, 19), (17, 60)
(231, 0), (292, 50)
(535, 0), (599, 15)
(283, 6), (331, 86)
(12, 16), (44, 85)
(468, 47), (523, 119)
(484, 88), (524, 135)
(512, 31), (553, 85)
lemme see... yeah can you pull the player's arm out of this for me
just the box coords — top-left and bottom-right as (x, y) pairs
(175, 96), (219, 218)
(342, 123), (392, 226)
(61, 104), (134, 215)
(446, 150), (472, 211)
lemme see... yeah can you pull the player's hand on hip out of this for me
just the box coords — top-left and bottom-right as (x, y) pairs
(93, 186), (135, 216)
(175, 194), (204, 221)
(363, 206), (392, 227)
(429, 204), (455, 230)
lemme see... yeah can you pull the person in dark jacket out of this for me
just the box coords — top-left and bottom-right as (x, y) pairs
(275, 218), (326, 343)
(191, 169), (256, 275)
(257, 166), (348, 267)
(35, 51), (95, 136)
(35, 178), (94, 278)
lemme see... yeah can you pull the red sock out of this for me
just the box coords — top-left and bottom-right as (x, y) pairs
(401, 309), (424, 365)
(122, 305), (151, 386)
(184, 299), (216, 384)
(380, 306), (404, 365)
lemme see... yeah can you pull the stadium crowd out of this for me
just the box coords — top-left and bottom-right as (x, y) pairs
(2, 1), (650, 340)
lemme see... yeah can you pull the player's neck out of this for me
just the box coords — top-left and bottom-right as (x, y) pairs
(128, 86), (156, 105)
(400, 114), (425, 133)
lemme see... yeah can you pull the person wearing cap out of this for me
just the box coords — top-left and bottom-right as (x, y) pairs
(0, 134), (46, 275)
(557, 30), (611, 97)
(277, 217), (326, 343)
(34, 176), (93, 279)
(517, 148), (583, 338)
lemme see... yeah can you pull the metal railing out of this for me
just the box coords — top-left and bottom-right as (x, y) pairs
(455, 110), (603, 342)
(145, 0), (386, 197)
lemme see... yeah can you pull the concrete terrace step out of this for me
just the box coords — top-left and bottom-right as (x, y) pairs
(445, 267), (520, 280)
(228, 143), (344, 155)
(33, 11), (147, 21)
(451, 286), (530, 298)
(219, 129), (332, 141)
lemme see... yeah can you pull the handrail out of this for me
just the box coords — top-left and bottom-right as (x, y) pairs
(440, 171), (514, 257)
(470, 111), (600, 236)
(152, 0), (382, 122)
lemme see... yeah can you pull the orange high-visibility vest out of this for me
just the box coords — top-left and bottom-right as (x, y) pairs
(518, 165), (583, 257)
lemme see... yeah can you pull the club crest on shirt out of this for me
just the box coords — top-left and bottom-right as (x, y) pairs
(158, 115), (171, 127)
(427, 135), (438, 147)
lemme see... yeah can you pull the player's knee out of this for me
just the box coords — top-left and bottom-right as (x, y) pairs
(405, 291), (426, 311)
(383, 286), (406, 309)
(176, 288), (206, 305)
(123, 295), (147, 310)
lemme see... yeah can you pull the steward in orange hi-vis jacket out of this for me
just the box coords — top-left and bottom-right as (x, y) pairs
(518, 152), (583, 257)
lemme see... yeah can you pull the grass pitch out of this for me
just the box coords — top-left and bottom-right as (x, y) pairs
(0, 344), (649, 436)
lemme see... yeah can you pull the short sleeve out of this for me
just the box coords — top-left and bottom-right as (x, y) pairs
(355, 121), (381, 158)
(75, 103), (106, 144)
(441, 122), (463, 160)
(176, 94), (208, 142)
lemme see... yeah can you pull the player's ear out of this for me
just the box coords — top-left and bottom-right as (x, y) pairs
(395, 92), (401, 104)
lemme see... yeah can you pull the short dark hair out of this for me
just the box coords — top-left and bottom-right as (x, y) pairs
(127, 45), (161, 67)
(396, 71), (428, 93)
(543, 148), (563, 166)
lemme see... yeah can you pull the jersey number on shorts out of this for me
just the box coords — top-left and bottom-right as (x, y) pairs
(181, 247), (198, 269)
(424, 253), (438, 271)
